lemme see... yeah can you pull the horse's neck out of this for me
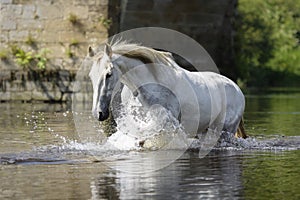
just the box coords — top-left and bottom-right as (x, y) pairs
(114, 56), (145, 92)
(115, 55), (144, 72)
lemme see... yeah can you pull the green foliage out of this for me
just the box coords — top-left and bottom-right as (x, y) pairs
(70, 39), (80, 47)
(99, 16), (112, 29)
(35, 48), (50, 70)
(235, 0), (300, 86)
(68, 13), (79, 25)
(14, 48), (33, 68)
(66, 48), (74, 58)
(11, 46), (50, 70)
(25, 35), (36, 46)
(0, 50), (9, 60)
(10, 44), (21, 56)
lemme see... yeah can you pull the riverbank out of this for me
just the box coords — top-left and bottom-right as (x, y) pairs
(0, 69), (76, 102)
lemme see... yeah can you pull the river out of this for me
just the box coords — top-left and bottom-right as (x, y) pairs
(0, 89), (299, 199)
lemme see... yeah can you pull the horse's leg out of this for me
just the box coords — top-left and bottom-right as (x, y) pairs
(223, 115), (247, 139)
(102, 113), (117, 137)
(234, 118), (247, 138)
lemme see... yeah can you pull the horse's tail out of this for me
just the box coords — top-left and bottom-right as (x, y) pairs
(235, 117), (248, 138)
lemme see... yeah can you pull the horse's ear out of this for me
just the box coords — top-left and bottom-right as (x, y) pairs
(88, 46), (95, 57)
(104, 43), (112, 58)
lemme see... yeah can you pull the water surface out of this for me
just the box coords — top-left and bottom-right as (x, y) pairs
(0, 89), (300, 199)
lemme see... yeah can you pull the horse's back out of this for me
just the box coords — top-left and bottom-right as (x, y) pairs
(186, 71), (245, 133)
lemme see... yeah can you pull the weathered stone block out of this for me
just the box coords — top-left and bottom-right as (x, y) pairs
(11, 91), (31, 101)
(0, 81), (6, 92)
(85, 32), (108, 43)
(51, 58), (63, 66)
(39, 0), (56, 6)
(31, 88), (61, 101)
(2, 4), (22, 15)
(61, 93), (72, 102)
(99, 0), (108, 6)
(0, 70), (11, 81)
(39, 31), (59, 43)
(9, 30), (29, 41)
(58, 70), (70, 80)
(45, 45), (65, 58)
(0, 31), (9, 42)
(0, 91), (10, 101)
(64, 5), (89, 20)
(46, 19), (70, 32)
(14, 71), (27, 80)
(0, 0), (13, 4)
(25, 81), (35, 91)
(73, 0), (96, 6)
(58, 31), (86, 43)
(9, 81), (26, 92)
(35, 81), (54, 92)
(18, 19), (43, 30)
(88, 12), (104, 23)
(36, 5), (63, 19)
(1, 19), (17, 30)
(57, 81), (71, 93)
(72, 92), (91, 102)
(22, 5), (36, 19)
(88, 4), (107, 13)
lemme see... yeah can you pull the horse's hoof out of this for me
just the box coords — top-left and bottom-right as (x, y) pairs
(139, 140), (145, 147)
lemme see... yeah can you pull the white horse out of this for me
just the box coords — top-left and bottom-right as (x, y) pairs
(88, 41), (247, 139)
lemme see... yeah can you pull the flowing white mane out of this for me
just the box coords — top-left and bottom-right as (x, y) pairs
(96, 40), (178, 69)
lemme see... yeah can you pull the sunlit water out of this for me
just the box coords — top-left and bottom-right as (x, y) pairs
(1, 89), (300, 199)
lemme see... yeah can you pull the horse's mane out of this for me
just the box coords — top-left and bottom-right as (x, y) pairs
(96, 40), (178, 69)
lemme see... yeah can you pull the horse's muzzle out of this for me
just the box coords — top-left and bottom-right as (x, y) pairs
(98, 112), (109, 121)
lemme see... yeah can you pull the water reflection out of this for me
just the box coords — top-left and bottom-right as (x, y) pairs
(242, 150), (300, 199)
(91, 151), (245, 199)
(245, 90), (300, 136)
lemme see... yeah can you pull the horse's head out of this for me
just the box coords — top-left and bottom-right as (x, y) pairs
(88, 44), (120, 121)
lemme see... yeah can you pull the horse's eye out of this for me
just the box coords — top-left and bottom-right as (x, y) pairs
(106, 73), (112, 78)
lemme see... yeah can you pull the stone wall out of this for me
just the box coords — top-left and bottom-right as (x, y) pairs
(120, 0), (237, 77)
(0, 0), (109, 70)
(0, 0), (110, 101)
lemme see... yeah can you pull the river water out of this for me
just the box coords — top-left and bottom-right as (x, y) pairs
(0, 89), (300, 199)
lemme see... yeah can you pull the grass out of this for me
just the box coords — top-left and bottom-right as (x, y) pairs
(99, 16), (112, 29)
(68, 13), (79, 25)
(0, 50), (9, 61)
(70, 39), (80, 47)
(66, 48), (74, 58)
(25, 35), (36, 46)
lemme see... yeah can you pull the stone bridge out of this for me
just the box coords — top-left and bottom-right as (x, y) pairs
(0, 0), (237, 101)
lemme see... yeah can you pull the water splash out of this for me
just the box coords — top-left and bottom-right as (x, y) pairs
(2, 105), (300, 167)
(24, 107), (300, 153)
(109, 99), (189, 151)
(191, 132), (300, 151)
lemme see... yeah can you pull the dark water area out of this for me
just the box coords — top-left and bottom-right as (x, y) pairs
(0, 89), (300, 199)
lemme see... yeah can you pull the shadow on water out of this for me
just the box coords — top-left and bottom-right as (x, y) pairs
(0, 89), (300, 199)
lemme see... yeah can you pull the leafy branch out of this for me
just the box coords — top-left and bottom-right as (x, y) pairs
(12, 46), (50, 70)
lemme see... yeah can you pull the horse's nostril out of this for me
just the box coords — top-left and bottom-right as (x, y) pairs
(99, 112), (103, 121)
(98, 112), (108, 121)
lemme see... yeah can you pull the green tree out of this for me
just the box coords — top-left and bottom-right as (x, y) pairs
(235, 0), (300, 86)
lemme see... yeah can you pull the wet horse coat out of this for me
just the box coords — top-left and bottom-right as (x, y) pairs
(88, 42), (247, 138)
